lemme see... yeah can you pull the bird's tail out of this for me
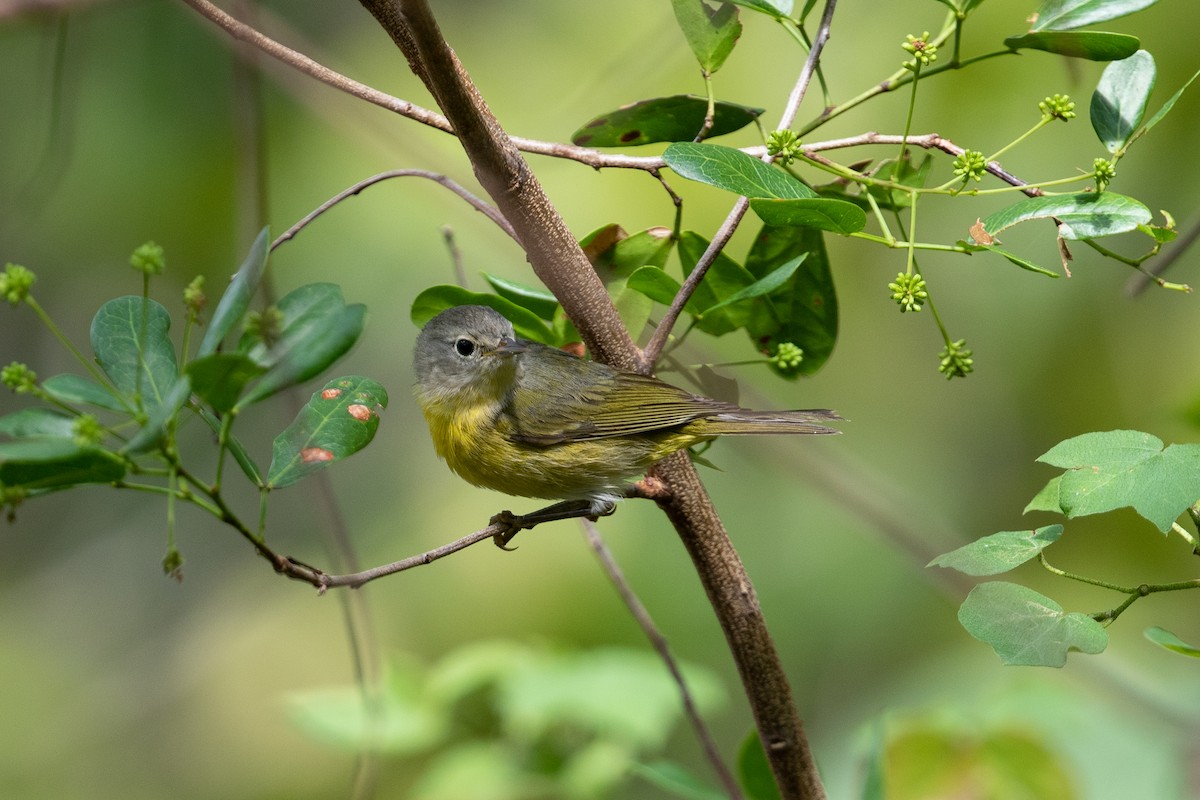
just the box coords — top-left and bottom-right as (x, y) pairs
(700, 408), (843, 436)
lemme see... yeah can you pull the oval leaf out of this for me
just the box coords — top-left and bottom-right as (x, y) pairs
(957, 241), (1060, 278)
(1144, 626), (1200, 658)
(670, 0), (742, 74)
(737, 730), (782, 800)
(1091, 50), (1155, 152)
(482, 273), (559, 320)
(1004, 31), (1140, 61)
(958, 582), (1108, 666)
(241, 302), (366, 408)
(1030, 0), (1158, 32)
(678, 231), (757, 335)
(41, 373), (132, 413)
(90, 296), (179, 414)
(268, 376), (388, 489)
(198, 227), (270, 357)
(929, 525), (1064, 575)
(664, 143), (815, 199)
(0, 408), (76, 439)
(743, 224), (838, 377)
(749, 197), (867, 234)
(572, 95), (763, 147)
(186, 353), (266, 413)
(982, 192), (1151, 240)
(626, 265), (685, 306)
(410, 285), (557, 345)
(0, 438), (126, 490)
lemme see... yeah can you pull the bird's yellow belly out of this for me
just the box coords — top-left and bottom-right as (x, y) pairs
(423, 404), (683, 501)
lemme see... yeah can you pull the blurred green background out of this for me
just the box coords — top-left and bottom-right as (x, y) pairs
(2, 0), (1200, 797)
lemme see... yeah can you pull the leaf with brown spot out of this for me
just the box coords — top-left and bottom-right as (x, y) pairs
(571, 95), (762, 147)
(267, 376), (389, 489)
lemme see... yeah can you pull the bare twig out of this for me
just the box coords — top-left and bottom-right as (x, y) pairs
(641, 0), (839, 370)
(582, 519), (743, 800)
(1126, 213), (1200, 296)
(270, 168), (517, 252)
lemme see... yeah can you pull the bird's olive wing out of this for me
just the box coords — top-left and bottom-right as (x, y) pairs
(507, 347), (723, 445)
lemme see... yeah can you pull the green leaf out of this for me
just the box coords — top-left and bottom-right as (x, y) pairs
(481, 273), (559, 320)
(677, 231), (757, 335)
(90, 296), (179, 415)
(627, 266), (685, 306)
(929, 525), (1064, 575)
(1140, 66), (1200, 138)
(267, 377), (388, 489)
(1144, 626), (1200, 658)
(1036, 430), (1200, 532)
(1004, 31), (1140, 61)
(749, 197), (867, 234)
(572, 95), (762, 147)
(726, 0), (792, 17)
(0, 438), (126, 490)
(195, 406), (262, 486)
(958, 582), (1108, 666)
(410, 285), (557, 345)
(1091, 50), (1155, 152)
(197, 227), (270, 357)
(583, 225), (676, 281)
(737, 730), (782, 800)
(664, 143), (815, 199)
(1024, 474), (1065, 514)
(239, 284), (367, 407)
(0, 408), (75, 439)
(1030, 0), (1158, 31)
(703, 253), (807, 316)
(631, 762), (726, 800)
(743, 224), (838, 377)
(41, 374), (131, 413)
(957, 241), (1060, 278)
(670, 0), (742, 74)
(186, 353), (266, 413)
(982, 192), (1151, 240)
(122, 376), (191, 454)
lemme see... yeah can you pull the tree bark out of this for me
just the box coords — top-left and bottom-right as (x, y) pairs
(354, 1), (826, 796)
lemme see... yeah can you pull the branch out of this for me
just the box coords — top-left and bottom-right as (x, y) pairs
(270, 168), (517, 252)
(582, 519), (743, 800)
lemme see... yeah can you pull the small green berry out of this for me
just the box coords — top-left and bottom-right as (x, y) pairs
(769, 342), (805, 375)
(2, 484), (26, 522)
(888, 272), (928, 312)
(938, 338), (974, 379)
(952, 150), (987, 183)
(130, 241), (166, 275)
(71, 414), (105, 446)
(1, 361), (37, 393)
(0, 263), (36, 305)
(902, 32), (938, 70)
(1093, 158), (1116, 191)
(1038, 94), (1075, 122)
(767, 129), (803, 166)
(162, 545), (184, 581)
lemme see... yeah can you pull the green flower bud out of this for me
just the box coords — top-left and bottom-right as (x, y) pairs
(130, 241), (166, 275)
(902, 32), (937, 70)
(183, 275), (207, 319)
(244, 306), (284, 348)
(769, 341), (805, 375)
(1093, 158), (1116, 191)
(938, 338), (974, 379)
(0, 263), (36, 305)
(888, 272), (928, 312)
(1, 361), (37, 393)
(952, 149), (987, 182)
(1038, 94), (1076, 122)
(767, 129), (803, 166)
(71, 414), (105, 446)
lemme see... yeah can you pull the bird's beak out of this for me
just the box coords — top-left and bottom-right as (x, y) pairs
(490, 336), (526, 357)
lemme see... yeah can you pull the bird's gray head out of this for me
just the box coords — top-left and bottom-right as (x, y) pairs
(413, 305), (523, 404)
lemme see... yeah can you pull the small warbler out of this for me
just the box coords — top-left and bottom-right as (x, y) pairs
(413, 305), (840, 516)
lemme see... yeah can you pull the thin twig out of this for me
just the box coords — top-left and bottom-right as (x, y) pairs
(582, 519), (743, 800)
(269, 168), (517, 252)
(1126, 213), (1200, 296)
(641, 0), (839, 369)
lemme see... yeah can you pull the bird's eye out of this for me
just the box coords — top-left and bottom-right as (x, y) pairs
(454, 338), (476, 357)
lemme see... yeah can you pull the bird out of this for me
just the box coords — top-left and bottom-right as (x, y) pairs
(412, 304), (840, 531)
